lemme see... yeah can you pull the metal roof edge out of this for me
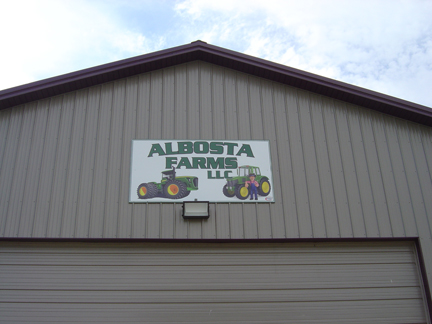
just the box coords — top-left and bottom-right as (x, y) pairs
(1, 40), (431, 127)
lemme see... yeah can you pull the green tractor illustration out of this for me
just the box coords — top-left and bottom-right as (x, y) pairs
(223, 165), (271, 200)
(137, 167), (198, 200)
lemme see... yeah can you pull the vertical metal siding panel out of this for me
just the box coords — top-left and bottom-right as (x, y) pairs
(47, 94), (76, 237)
(132, 204), (147, 238)
(360, 110), (393, 237)
(257, 204), (272, 238)
(18, 100), (49, 237)
(147, 204), (160, 238)
(61, 90), (88, 238)
(0, 106), (22, 235)
(385, 121), (418, 237)
(229, 204), (244, 238)
(32, 97), (63, 237)
(309, 95), (340, 238)
(160, 204), (174, 239)
(0, 108), (11, 169)
(285, 89), (313, 238)
(202, 203), (217, 239)
(149, 70), (163, 139)
(118, 77), (138, 238)
(371, 114), (405, 237)
(212, 66), (226, 139)
(75, 86), (101, 238)
(321, 99), (352, 237)
(162, 67), (175, 140)
(215, 204), (230, 238)
(243, 204), (258, 239)
(132, 74), (152, 238)
(187, 63), (200, 139)
(334, 103), (366, 238)
(136, 74), (151, 139)
(248, 77), (264, 140)
(200, 62), (213, 138)
(421, 128), (432, 178)
(4, 103), (37, 237)
(346, 106), (380, 238)
(89, 83), (113, 238)
(0, 108), (12, 235)
(397, 123), (431, 239)
(254, 83), (278, 238)
(174, 64), (188, 139)
(410, 127), (432, 237)
(270, 84), (294, 238)
(297, 91), (326, 238)
(174, 203), (188, 238)
(236, 74), (251, 140)
(187, 63), (202, 238)
(224, 69), (239, 140)
(104, 80), (126, 238)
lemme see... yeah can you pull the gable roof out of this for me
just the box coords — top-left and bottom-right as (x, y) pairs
(1, 40), (431, 127)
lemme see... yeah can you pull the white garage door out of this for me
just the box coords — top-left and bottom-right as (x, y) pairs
(0, 241), (429, 323)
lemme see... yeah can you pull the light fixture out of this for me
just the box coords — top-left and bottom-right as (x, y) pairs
(182, 201), (210, 219)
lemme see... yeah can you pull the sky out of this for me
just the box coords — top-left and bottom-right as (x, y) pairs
(1, 0), (431, 108)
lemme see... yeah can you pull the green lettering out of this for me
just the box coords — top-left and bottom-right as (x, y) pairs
(192, 157), (207, 169)
(165, 157), (178, 169)
(194, 141), (209, 154)
(148, 144), (165, 157)
(178, 141), (193, 154)
(207, 157), (225, 169)
(165, 142), (178, 155)
(210, 142), (224, 154)
(236, 144), (254, 157)
(225, 157), (238, 169)
(177, 157), (192, 169)
(224, 142), (238, 155)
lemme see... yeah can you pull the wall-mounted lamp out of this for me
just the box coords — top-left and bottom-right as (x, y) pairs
(182, 201), (210, 219)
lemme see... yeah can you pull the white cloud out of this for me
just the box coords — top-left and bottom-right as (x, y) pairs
(174, 0), (432, 107)
(0, 0), (163, 90)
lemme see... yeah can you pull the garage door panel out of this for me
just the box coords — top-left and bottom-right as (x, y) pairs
(0, 264), (421, 290)
(0, 299), (427, 324)
(0, 251), (416, 266)
(0, 286), (424, 303)
(0, 241), (428, 323)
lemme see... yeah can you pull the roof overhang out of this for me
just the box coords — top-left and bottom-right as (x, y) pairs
(1, 40), (431, 127)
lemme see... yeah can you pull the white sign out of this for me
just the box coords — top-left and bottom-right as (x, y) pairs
(129, 140), (274, 203)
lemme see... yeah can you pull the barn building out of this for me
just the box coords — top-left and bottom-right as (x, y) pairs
(1, 40), (432, 323)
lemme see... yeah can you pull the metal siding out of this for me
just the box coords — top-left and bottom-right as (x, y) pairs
(4, 103), (37, 237)
(298, 90), (327, 237)
(321, 98), (353, 237)
(18, 101), (49, 237)
(1, 62), (432, 289)
(271, 83), (295, 238)
(89, 83), (113, 238)
(61, 89), (88, 238)
(346, 105), (380, 237)
(286, 88), (313, 238)
(32, 97), (63, 237)
(309, 94), (340, 238)
(0, 241), (427, 324)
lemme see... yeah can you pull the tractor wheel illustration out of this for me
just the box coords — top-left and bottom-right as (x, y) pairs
(235, 184), (250, 200)
(163, 180), (187, 199)
(137, 183), (158, 199)
(258, 177), (271, 196)
(223, 184), (236, 197)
